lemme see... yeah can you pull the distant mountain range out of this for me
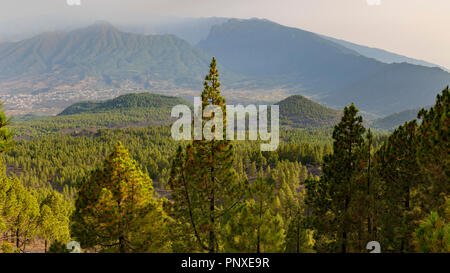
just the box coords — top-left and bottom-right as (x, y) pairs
(198, 19), (450, 115)
(327, 65), (449, 114)
(321, 35), (446, 70)
(1, 18), (449, 117)
(371, 107), (424, 131)
(0, 21), (212, 91)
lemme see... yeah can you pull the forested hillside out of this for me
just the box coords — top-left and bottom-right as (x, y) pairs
(11, 90), (339, 138)
(10, 93), (190, 138)
(0, 59), (448, 253)
(59, 93), (190, 115)
(277, 95), (341, 128)
(371, 107), (423, 130)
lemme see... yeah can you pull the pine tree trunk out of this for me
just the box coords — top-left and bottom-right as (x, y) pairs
(257, 199), (262, 253)
(209, 150), (215, 253)
(119, 236), (125, 253)
(296, 214), (300, 253)
(342, 231), (347, 253)
(342, 196), (349, 253)
(367, 147), (372, 235)
(208, 128), (216, 253)
(209, 198), (215, 253)
(401, 187), (411, 253)
(16, 228), (20, 250)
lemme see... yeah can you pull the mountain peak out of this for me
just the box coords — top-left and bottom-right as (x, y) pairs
(277, 95), (341, 128)
(198, 18), (371, 78)
(58, 93), (191, 116)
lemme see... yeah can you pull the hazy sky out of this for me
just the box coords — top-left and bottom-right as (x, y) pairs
(1, 0), (449, 69)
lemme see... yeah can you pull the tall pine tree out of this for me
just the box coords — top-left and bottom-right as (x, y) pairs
(169, 57), (244, 253)
(416, 86), (449, 215)
(375, 121), (422, 252)
(224, 175), (285, 253)
(0, 102), (12, 155)
(306, 104), (366, 252)
(71, 142), (169, 253)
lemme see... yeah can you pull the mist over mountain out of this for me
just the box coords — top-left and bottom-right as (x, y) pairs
(198, 19), (385, 92)
(326, 64), (450, 115)
(371, 107), (423, 131)
(1, 2), (448, 256)
(0, 18), (449, 117)
(0, 21), (211, 91)
(198, 19), (450, 115)
(321, 35), (446, 70)
(119, 17), (229, 46)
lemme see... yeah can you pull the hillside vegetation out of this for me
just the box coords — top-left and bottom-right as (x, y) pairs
(13, 92), (340, 137)
(0, 58), (447, 254)
(12, 93), (191, 138)
(277, 95), (341, 128)
(371, 108), (423, 130)
(59, 93), (190, 115)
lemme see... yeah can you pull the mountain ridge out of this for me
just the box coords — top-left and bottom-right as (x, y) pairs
(58, 92), (339, 129)
(371, 107), (425, 130)
(58, 93), (191, 116)
(198, 19), (450, 115)
(198, 18), (384, 92)
(276, 95), (341, 128)
(0, 22), (212, 90)
(321, 34), (446, 71)
(1, 19), (449, 117)
(326, 64), (450, 115)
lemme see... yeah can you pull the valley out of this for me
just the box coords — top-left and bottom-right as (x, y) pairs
(1, 18), (449, 119)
